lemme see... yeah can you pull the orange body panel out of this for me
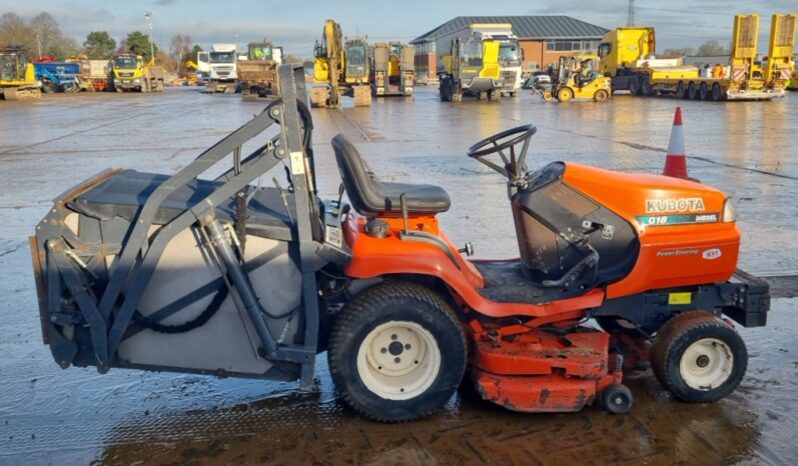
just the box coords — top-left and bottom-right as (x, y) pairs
(343, 215), (605, 318)
(562, 163), (739, 298)
(343, 161), (739, 318)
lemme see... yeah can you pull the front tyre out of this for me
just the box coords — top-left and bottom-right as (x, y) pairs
(328, 281), (466, 422)
(557, 87), (573, 102)
(651, 313), (747, 403)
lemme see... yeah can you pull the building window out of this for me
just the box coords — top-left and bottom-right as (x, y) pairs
(413, 41), (435, 54)
(545, 39), (600, 52)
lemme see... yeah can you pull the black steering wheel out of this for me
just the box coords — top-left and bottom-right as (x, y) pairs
(467, 124), (537, 158)
(467, 124), (537, 179)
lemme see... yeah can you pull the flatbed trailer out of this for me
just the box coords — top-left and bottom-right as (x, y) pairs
(615, 75), (784, 101)
(600, 13), (796, 102)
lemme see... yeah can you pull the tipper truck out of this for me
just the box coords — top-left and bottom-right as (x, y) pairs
(598, 13), (797, 101)
(68, 56), (112, 91)
(477, 23), (523, 97)
(437, 23), (521, 101)
(370, 42), (414, 97)
(199, 44), (239, 93)
(237, 41), (282, 99)
(111, 54), (165, 92)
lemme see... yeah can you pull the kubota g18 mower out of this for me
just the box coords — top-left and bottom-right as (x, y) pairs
(30, 65), (769, 422)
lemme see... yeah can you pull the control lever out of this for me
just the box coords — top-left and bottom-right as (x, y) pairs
(541, 246), (600, 289)
(400, 193), (409, 233)
(581, 220), (604, 234)
(330, 183), (345, 217)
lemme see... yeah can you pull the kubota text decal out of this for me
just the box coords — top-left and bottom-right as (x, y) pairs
(645, 197), (705, 213)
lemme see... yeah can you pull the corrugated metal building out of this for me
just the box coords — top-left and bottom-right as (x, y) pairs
(411, 16), (609, 84)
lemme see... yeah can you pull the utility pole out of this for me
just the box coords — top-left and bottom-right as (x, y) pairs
(626, 0), (636, 27)
(145, 11), (155, 64)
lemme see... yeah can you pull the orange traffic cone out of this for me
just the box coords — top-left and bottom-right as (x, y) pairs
(663, 107), (688, 179)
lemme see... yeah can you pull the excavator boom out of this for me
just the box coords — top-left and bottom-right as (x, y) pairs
(313, 19), (343, 107)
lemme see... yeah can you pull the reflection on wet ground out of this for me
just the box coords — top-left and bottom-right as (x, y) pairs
(1, 88), (797, 464)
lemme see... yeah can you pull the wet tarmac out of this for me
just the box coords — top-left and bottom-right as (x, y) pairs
(1, 87), (797, 465)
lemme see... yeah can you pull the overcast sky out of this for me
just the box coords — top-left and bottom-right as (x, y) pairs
(1, 0), (794, 56)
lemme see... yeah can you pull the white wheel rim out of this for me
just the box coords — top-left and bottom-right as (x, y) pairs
(356, 320), (441, 401)
(679, 338), (733, 390)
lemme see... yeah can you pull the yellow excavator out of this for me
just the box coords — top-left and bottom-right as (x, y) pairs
(0, 46), (41, 100)
(183, 59), (199, 85)
(312, 19), (371, 107)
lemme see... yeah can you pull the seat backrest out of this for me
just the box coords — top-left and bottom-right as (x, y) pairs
(332, 134), (380, 216)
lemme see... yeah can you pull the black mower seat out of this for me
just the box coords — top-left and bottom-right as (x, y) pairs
(332, 134), (450, 216)
(70, 169), (298, 242)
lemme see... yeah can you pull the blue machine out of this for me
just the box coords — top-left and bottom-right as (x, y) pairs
(33, 61), (80, 93)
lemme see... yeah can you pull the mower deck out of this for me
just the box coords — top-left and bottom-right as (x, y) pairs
(470, 327), (618, 412)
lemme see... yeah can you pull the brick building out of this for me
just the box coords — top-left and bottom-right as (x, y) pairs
(411, 16), (609, 84)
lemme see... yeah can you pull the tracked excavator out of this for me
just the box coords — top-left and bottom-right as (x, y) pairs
(312, 19), (371, 107)
(0, 46), (41, 100)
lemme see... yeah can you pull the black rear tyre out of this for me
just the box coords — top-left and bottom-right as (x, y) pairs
(699, 82), (709, 100)
(629, 76), (641, 95)
(687, 82), (699, 100)
(439, 77), (452, 102)
(651, 313), (747, 403)
(328, 281), (467, 422)
(640, 77), (653, 96)
(711, 83), (723, 101)
(676, 81), (687, 99)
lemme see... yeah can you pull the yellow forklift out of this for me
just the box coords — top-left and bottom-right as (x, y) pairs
(312, 19), (371, 107)
(0, 46), (41, 101)
(544, 55), (611, 102)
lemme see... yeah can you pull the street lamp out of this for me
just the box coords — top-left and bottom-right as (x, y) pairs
(144, 11), (155, 64)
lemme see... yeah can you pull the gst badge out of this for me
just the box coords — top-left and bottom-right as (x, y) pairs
(646, 197), (705, 213)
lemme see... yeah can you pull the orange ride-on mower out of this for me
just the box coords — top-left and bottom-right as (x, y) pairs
(31, 65), (769, 422)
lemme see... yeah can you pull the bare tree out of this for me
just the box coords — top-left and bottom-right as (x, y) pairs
(0, 12), (77, 59)
(0, 12), (36, 55)
(30, 12), (59, 56)
(660, 47), (696, 58)
(170, 33), (192, 75)
(696, 40), (728, 56)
